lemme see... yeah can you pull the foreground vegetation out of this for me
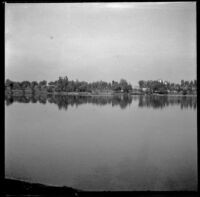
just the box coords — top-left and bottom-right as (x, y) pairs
(5, 76), (197, 96)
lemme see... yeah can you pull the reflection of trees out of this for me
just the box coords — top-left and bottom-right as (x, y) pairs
(139, 96), (168, 109)
(4, 94), (133, 110)
(138, 95), (197, 110)
(5, 94), (31, 105)
(5, 94), (47, 105)
(49, 95), (133, 110)
(5, 94), (196, 110)
(5, 95), (14, 106)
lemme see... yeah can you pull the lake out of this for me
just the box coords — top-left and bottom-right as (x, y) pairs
(5, 94), (197, 191)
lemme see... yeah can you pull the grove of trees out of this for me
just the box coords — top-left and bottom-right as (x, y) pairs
(5, 76), (133, 94)
(5, 77), (197, 95)
(138, 80), (197, 95)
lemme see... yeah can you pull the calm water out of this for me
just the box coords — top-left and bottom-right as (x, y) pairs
(5, 94), (197, 191)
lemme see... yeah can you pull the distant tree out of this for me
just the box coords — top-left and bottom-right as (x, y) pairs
(78, 82), (88, 92)
(189, 80), (194, 87)
(57, 76), (68, 91)
(181, 80), (185, 87)
(39, 80), (47, 87)
(138, 80), (145, 89)
(182, 89), (187, 95)
(194, 79), (197, 87)
(184, 81), (189, 87)
(5, 79), (13, 89)
(112, 81), (121, 91)
(21, 81), (31, 90)
(48, 81), (56, 86)
(66, 81), (75, 92)
(12, 82), (21, 90)
(47, 85), (55, 92)
(31, 81), (38, 90)
(119, 79), (132, 93)
(127, 83), (133, 91)
(5, 79), (12, 87)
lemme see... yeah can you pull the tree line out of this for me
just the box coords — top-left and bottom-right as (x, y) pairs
(5, 76), (133, 93)
(5, 77), (197, 95)
(138, 79), (197, 95)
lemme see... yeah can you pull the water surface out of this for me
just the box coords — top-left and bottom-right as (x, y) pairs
(5, 95), (197, 191)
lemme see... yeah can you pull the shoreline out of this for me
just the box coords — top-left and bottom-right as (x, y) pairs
(2, 178), (198, 195)
(5, 90), (197, 97)
(3, 178), (80, 195)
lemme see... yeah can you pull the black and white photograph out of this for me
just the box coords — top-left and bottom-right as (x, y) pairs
(4, 2), (197, 195)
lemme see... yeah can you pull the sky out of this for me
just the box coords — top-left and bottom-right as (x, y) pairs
(5, 2), (196, 86)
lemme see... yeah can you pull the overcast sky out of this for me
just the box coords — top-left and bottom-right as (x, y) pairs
(5, 2), (196, 86)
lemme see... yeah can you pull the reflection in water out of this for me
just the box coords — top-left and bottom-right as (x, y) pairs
(5, 94), (197, 110)
(138, 95), (197, 110)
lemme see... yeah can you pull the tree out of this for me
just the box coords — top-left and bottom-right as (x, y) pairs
(31, 81), (38, 90)
(138, 80), (145, 89)
(21, 81), (31, 90)
(194, 80), (197, 87)
(112, 81), (121, 91)
(78, 82), (88, 92)
(5, 79), (14, 91)
(47, 85), (55, 92)
(48, 81), (56, 86)
(119, 79), (132, 93)
(12, 82), (21, 90)
(181, 80), (185, 87)
(66, 81), (75, 92)
(184, 81), (189, 87)
(5, 79), (13, 88)
(39, 80), (47, 87)
(57, 76), (68, 91)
